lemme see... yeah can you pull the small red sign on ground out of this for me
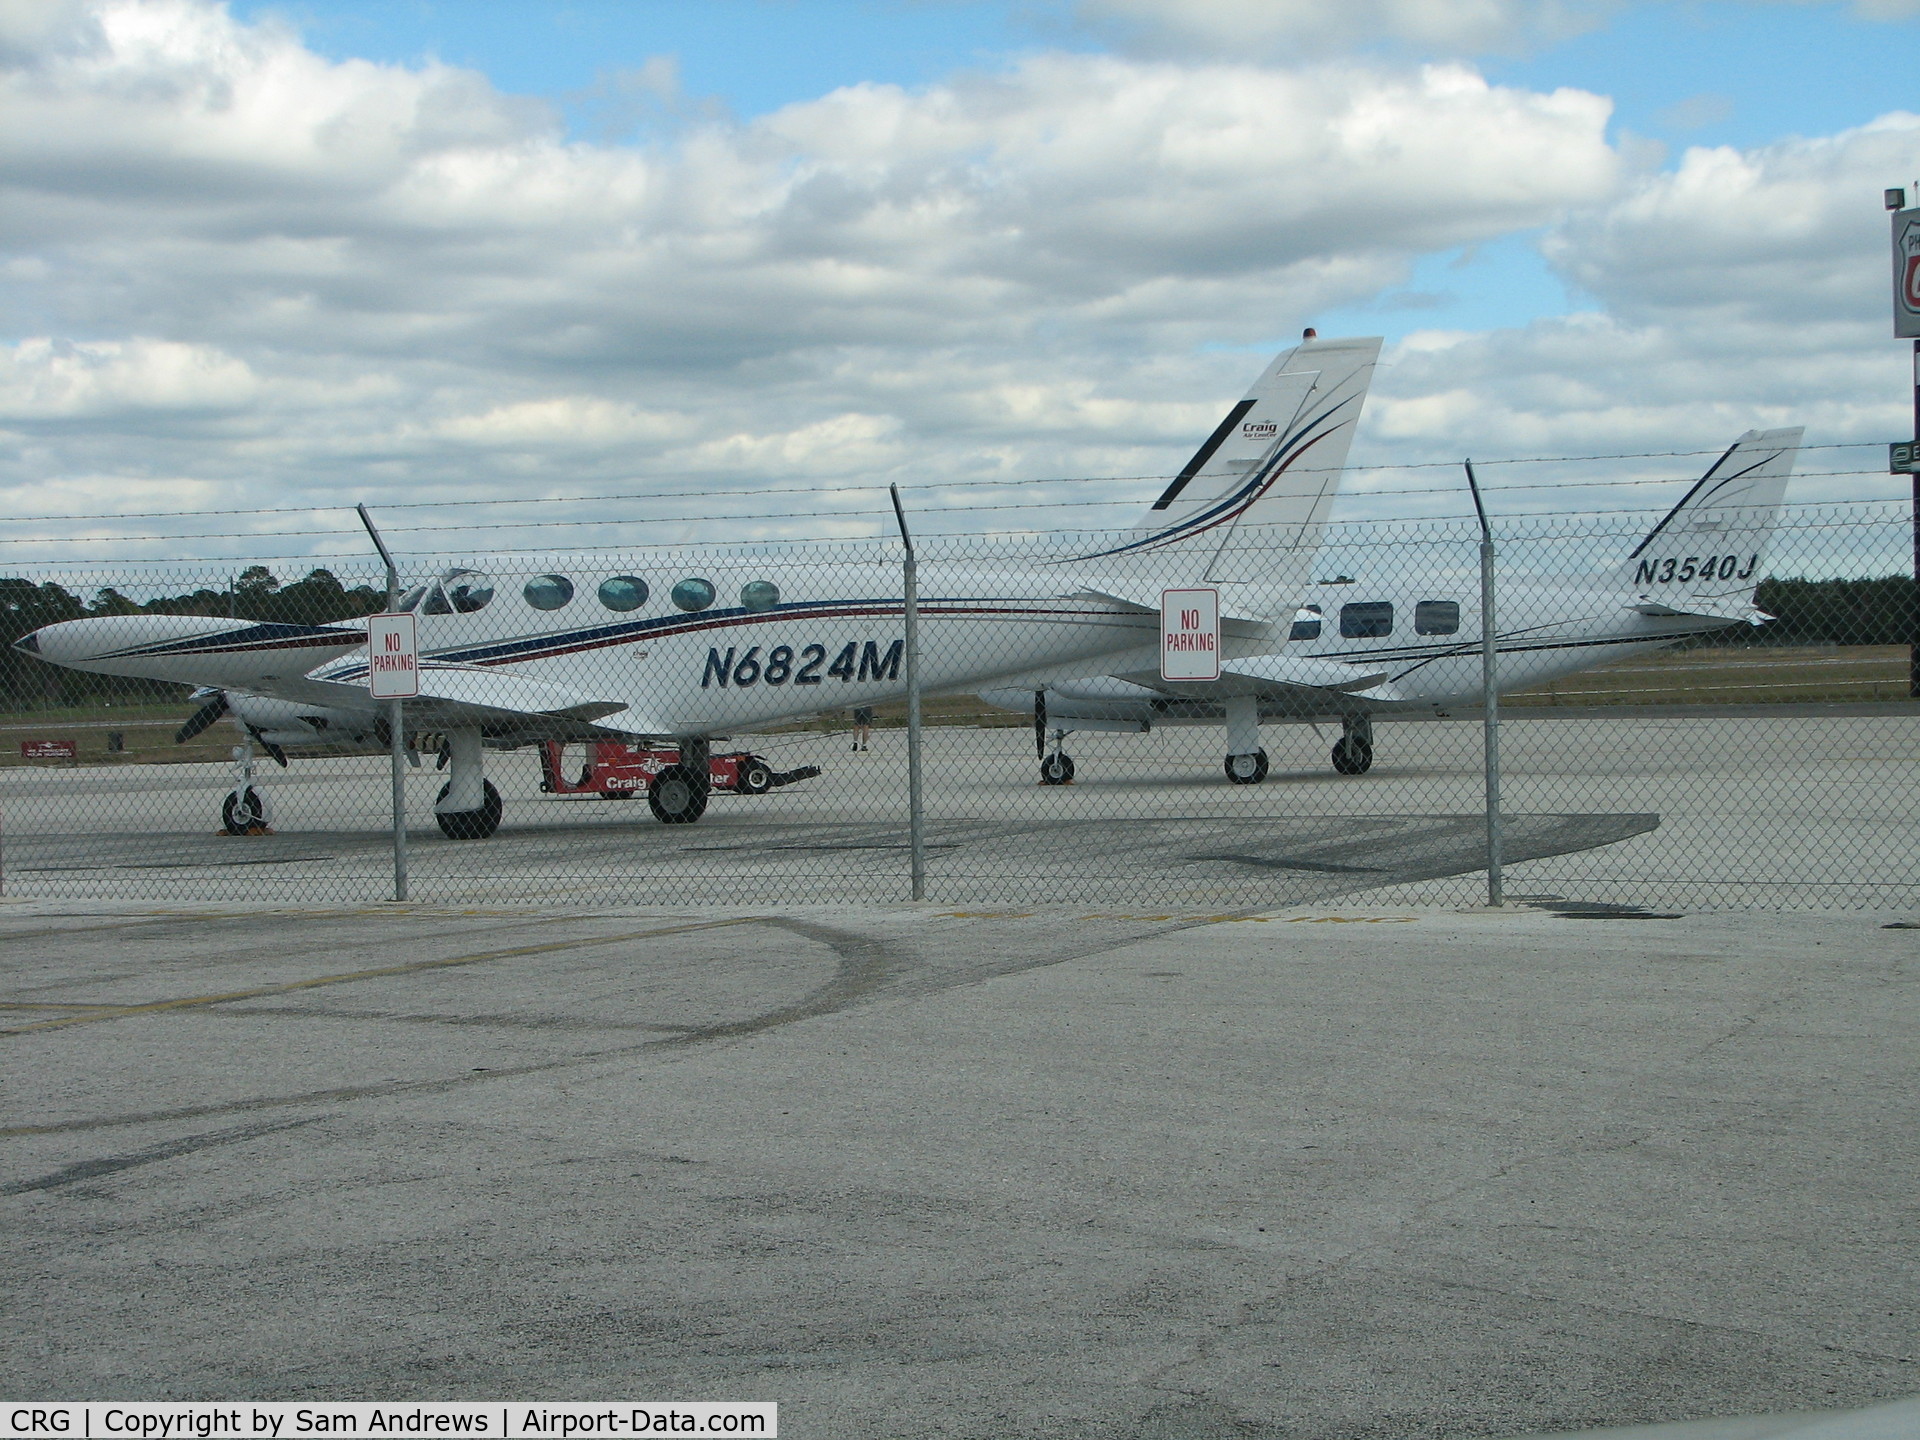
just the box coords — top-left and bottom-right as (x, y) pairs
(21, 739), (77, 759)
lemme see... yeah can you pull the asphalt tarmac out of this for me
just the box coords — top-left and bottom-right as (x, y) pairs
(2, 712), (1916, 909)
(2, 901), (1916, 1438)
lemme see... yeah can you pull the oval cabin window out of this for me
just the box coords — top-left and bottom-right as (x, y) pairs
(671, 577), (716, 613)
(523, 574), (575, 611)
(598, 576), (649, 612)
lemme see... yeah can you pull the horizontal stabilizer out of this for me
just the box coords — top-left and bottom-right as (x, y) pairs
(1116, 652), (1398, 702)
(1225, 653), (1393, 693)
(1629, 599), (1772, 626)
(1069, 587), (1265, 631)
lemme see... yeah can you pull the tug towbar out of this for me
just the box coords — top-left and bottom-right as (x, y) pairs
(2, 1406), (774, 1439)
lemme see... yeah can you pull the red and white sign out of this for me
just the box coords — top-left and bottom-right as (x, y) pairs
(20, 739), (76, 759)
(1896, 208), (1920, 338)
(366, 612), (419, 699)
(1160, 587), (1221, 682)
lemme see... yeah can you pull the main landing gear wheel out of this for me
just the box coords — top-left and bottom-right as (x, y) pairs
(1039, 751), (1075, 785)
(435, 779), (502, 839)
(737, 759), (774, 796)
(222, 787), (267, 835)
(648, 764), (709, 824)
(1331, 736), (1373, 775)
(1224, 749), (1269, 785)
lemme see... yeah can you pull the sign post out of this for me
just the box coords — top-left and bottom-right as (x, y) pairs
(367, 612), (418, 901)
(1894, 201), (1920, 696)
(1160, 588), (1221, 683)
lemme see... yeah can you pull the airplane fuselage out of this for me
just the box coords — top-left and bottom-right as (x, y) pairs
(982, 575), (1743, 729)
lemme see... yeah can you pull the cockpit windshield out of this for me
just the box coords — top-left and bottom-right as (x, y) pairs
(412, 568), (494, 617)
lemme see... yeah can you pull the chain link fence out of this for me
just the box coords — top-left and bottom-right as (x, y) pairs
(2, 499), (1915, 910)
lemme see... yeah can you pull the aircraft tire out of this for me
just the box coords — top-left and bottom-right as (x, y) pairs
(648, 765), (709, 824)
(221, 787), (267, 835)
(1331, 737), (1373, 775)
(435, 779), (503, 839)
(1039, 752), (1075, 785)
(1224, 749), (1269, 785)
(737, 759), (774, 796)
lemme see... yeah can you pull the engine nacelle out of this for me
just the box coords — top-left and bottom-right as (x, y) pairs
(226, 692), (381, 749)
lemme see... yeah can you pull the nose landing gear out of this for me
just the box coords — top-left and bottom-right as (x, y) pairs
(220, 745), (272, 835)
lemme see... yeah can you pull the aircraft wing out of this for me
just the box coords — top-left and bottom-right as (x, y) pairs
(402, 665), (633, 733)
(1115, 652), (1403, 704)
(216, 663), (637, 741)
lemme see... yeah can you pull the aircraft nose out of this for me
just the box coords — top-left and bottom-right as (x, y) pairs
(13, 629), (40, 654)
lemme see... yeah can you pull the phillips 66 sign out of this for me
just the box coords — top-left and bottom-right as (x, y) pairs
(1897, 206), (1920, 338)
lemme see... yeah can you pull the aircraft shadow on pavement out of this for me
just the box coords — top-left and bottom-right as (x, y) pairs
(5, 812), (1659, 907)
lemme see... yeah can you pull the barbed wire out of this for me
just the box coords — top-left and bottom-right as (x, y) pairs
(0, 471), (1905, 547)
(4, 500), (1909, 574)
(0, 442), (1897, 525)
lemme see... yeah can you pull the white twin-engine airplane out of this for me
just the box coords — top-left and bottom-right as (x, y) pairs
(12, 334), (1385, 839)
(981, 425), (1805, 783)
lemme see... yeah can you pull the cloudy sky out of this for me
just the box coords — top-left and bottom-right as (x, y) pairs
(2, 0), (1917, 564)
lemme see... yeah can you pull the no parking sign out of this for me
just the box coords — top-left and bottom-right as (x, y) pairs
(1160, 587), (1220, 682)
(367, 612), (419, 699)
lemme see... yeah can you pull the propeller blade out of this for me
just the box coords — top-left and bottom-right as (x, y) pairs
(1034, 688), (1046, 759)
(247, 727), (289, 768)
(175, 692), (229, 743)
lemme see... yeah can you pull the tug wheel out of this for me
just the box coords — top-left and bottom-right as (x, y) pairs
(648, 765), (709, 824)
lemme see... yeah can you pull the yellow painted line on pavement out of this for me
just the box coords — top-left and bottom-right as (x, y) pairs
(933, 910), (1419, 925)
(0, 916), (759, 1037)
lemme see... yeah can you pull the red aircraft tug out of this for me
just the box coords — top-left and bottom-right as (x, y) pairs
(538, 740), (820, 820)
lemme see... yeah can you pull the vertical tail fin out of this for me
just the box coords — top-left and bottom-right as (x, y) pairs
(1623, 427), (1803, 620)
(1075, 335), (1381, 615)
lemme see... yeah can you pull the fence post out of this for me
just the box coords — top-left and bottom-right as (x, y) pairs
(889, 486), (926, 901)
(1465, 462), (1504, 906)
(357, 504), (409, 903)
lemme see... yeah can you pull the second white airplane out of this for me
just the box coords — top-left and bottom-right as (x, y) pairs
(981, 426), (1805, 783)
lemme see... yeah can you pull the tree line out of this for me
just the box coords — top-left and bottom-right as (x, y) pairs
(2, 568), (1916, 711)
(1735, 577), (1917, 647)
